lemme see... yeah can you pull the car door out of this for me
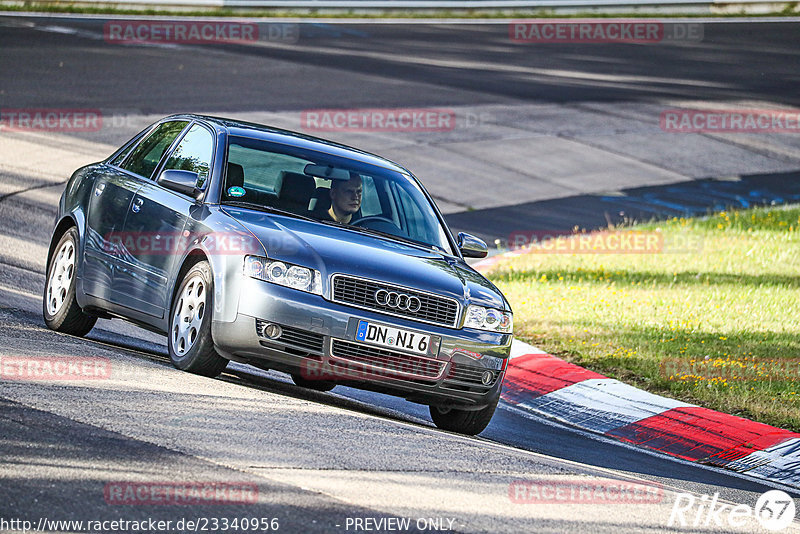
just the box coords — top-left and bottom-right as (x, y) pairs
(82, 128), (156, 300)
(112, 122), (215, 318)
(91, 120), (189, 309)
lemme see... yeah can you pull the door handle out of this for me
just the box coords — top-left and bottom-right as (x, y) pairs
(94, 183), (106, 197)
(131, 198), (144, 214)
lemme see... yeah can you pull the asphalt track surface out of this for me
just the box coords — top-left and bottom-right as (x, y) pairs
(1, 14), (799, 533)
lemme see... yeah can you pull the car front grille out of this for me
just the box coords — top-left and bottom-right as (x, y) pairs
(330, 339), (445, 381)
(445, 363), (500, 388)
(255, 320), (325, 353)
(330, 275), (460, 327)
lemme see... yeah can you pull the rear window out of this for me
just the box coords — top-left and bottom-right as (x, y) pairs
(227, 143), (307, 194)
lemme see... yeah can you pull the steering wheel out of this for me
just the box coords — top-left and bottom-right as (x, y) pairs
(352, 215), (397, 227)
(352, 216), (405, 237)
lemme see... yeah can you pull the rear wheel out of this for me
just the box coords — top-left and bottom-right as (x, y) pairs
(43, 228), (97, 336)
(429, 392), (499, 435)
(168, 261), (228, 377)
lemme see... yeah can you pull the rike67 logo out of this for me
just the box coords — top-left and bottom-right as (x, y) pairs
(668, 490), (796, 531)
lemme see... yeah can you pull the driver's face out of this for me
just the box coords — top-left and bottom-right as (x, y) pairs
(331, 178), (363, 215)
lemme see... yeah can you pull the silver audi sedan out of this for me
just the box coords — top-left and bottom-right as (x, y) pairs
(43, 114), (513, 434)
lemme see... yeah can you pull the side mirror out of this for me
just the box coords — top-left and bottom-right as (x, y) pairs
(457, 232), (488, 258)
(158, 169), (202, 199)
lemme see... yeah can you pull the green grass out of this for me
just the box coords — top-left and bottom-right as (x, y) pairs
(488, 205), (800, 431)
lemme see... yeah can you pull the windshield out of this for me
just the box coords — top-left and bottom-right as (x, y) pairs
(223, 135), (454, 254)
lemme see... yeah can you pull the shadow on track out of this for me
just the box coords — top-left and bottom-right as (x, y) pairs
(447, 169), (800, 244)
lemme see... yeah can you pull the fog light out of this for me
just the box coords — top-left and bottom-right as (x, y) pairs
(262, 323), (282, 339)
(481, 370), (494, 385)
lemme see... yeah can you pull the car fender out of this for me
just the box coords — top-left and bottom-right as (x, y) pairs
(47, 164), (102, 310)
(47, 208), (90, 308)
(170, 214), (267, 326)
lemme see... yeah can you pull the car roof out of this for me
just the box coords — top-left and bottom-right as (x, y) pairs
(167, 113), (412, 176)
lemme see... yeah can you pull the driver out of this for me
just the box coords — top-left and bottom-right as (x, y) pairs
(322, 174), (362, 224)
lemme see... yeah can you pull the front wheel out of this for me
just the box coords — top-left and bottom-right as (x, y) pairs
(429, 392), (499, 435)
(43, 227), (97, 336)
(168, 261), (228, 377)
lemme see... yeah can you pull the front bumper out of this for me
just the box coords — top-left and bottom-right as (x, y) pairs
(212, 277), (512, 409)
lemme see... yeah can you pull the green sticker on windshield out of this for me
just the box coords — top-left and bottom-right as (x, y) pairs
(227, 186), (246, 198)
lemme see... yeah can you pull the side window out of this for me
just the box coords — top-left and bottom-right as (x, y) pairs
(359, 176), (381, 217)
(164, 124), (214, 189)
(121, 121), (188, 179)
(110, 144), (135, 167)
(109, 130), (147, 167)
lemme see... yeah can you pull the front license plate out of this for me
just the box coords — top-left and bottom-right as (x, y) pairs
(355, 320), (431, 356)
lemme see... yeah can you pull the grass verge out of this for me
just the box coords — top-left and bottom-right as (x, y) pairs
(488, 204), (800, 431)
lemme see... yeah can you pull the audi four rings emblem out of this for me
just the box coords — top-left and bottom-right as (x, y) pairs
(374, 289), (422, 312)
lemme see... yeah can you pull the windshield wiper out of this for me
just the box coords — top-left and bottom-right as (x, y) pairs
(222, 201), (317, 222)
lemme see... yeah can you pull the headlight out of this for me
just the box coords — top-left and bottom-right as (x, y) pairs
(464, 305), (513, 333)
(244, 256), (322, 295)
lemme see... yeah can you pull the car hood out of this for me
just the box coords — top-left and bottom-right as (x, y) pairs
(222, 208), (509, 311)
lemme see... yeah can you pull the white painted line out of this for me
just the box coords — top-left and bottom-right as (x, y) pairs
(499, 402), (800, 493)
(38, 25), (79, 34)
(510, 339), (547, 359)
(733, 439), (800, 486)
(517, 378), (694, 434)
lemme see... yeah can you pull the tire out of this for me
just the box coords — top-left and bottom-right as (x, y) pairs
(168, 261), (228, 377)
(429, 392), (500, 435)
(43, 227), (97, 336)
(290, 373), (336, 392)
